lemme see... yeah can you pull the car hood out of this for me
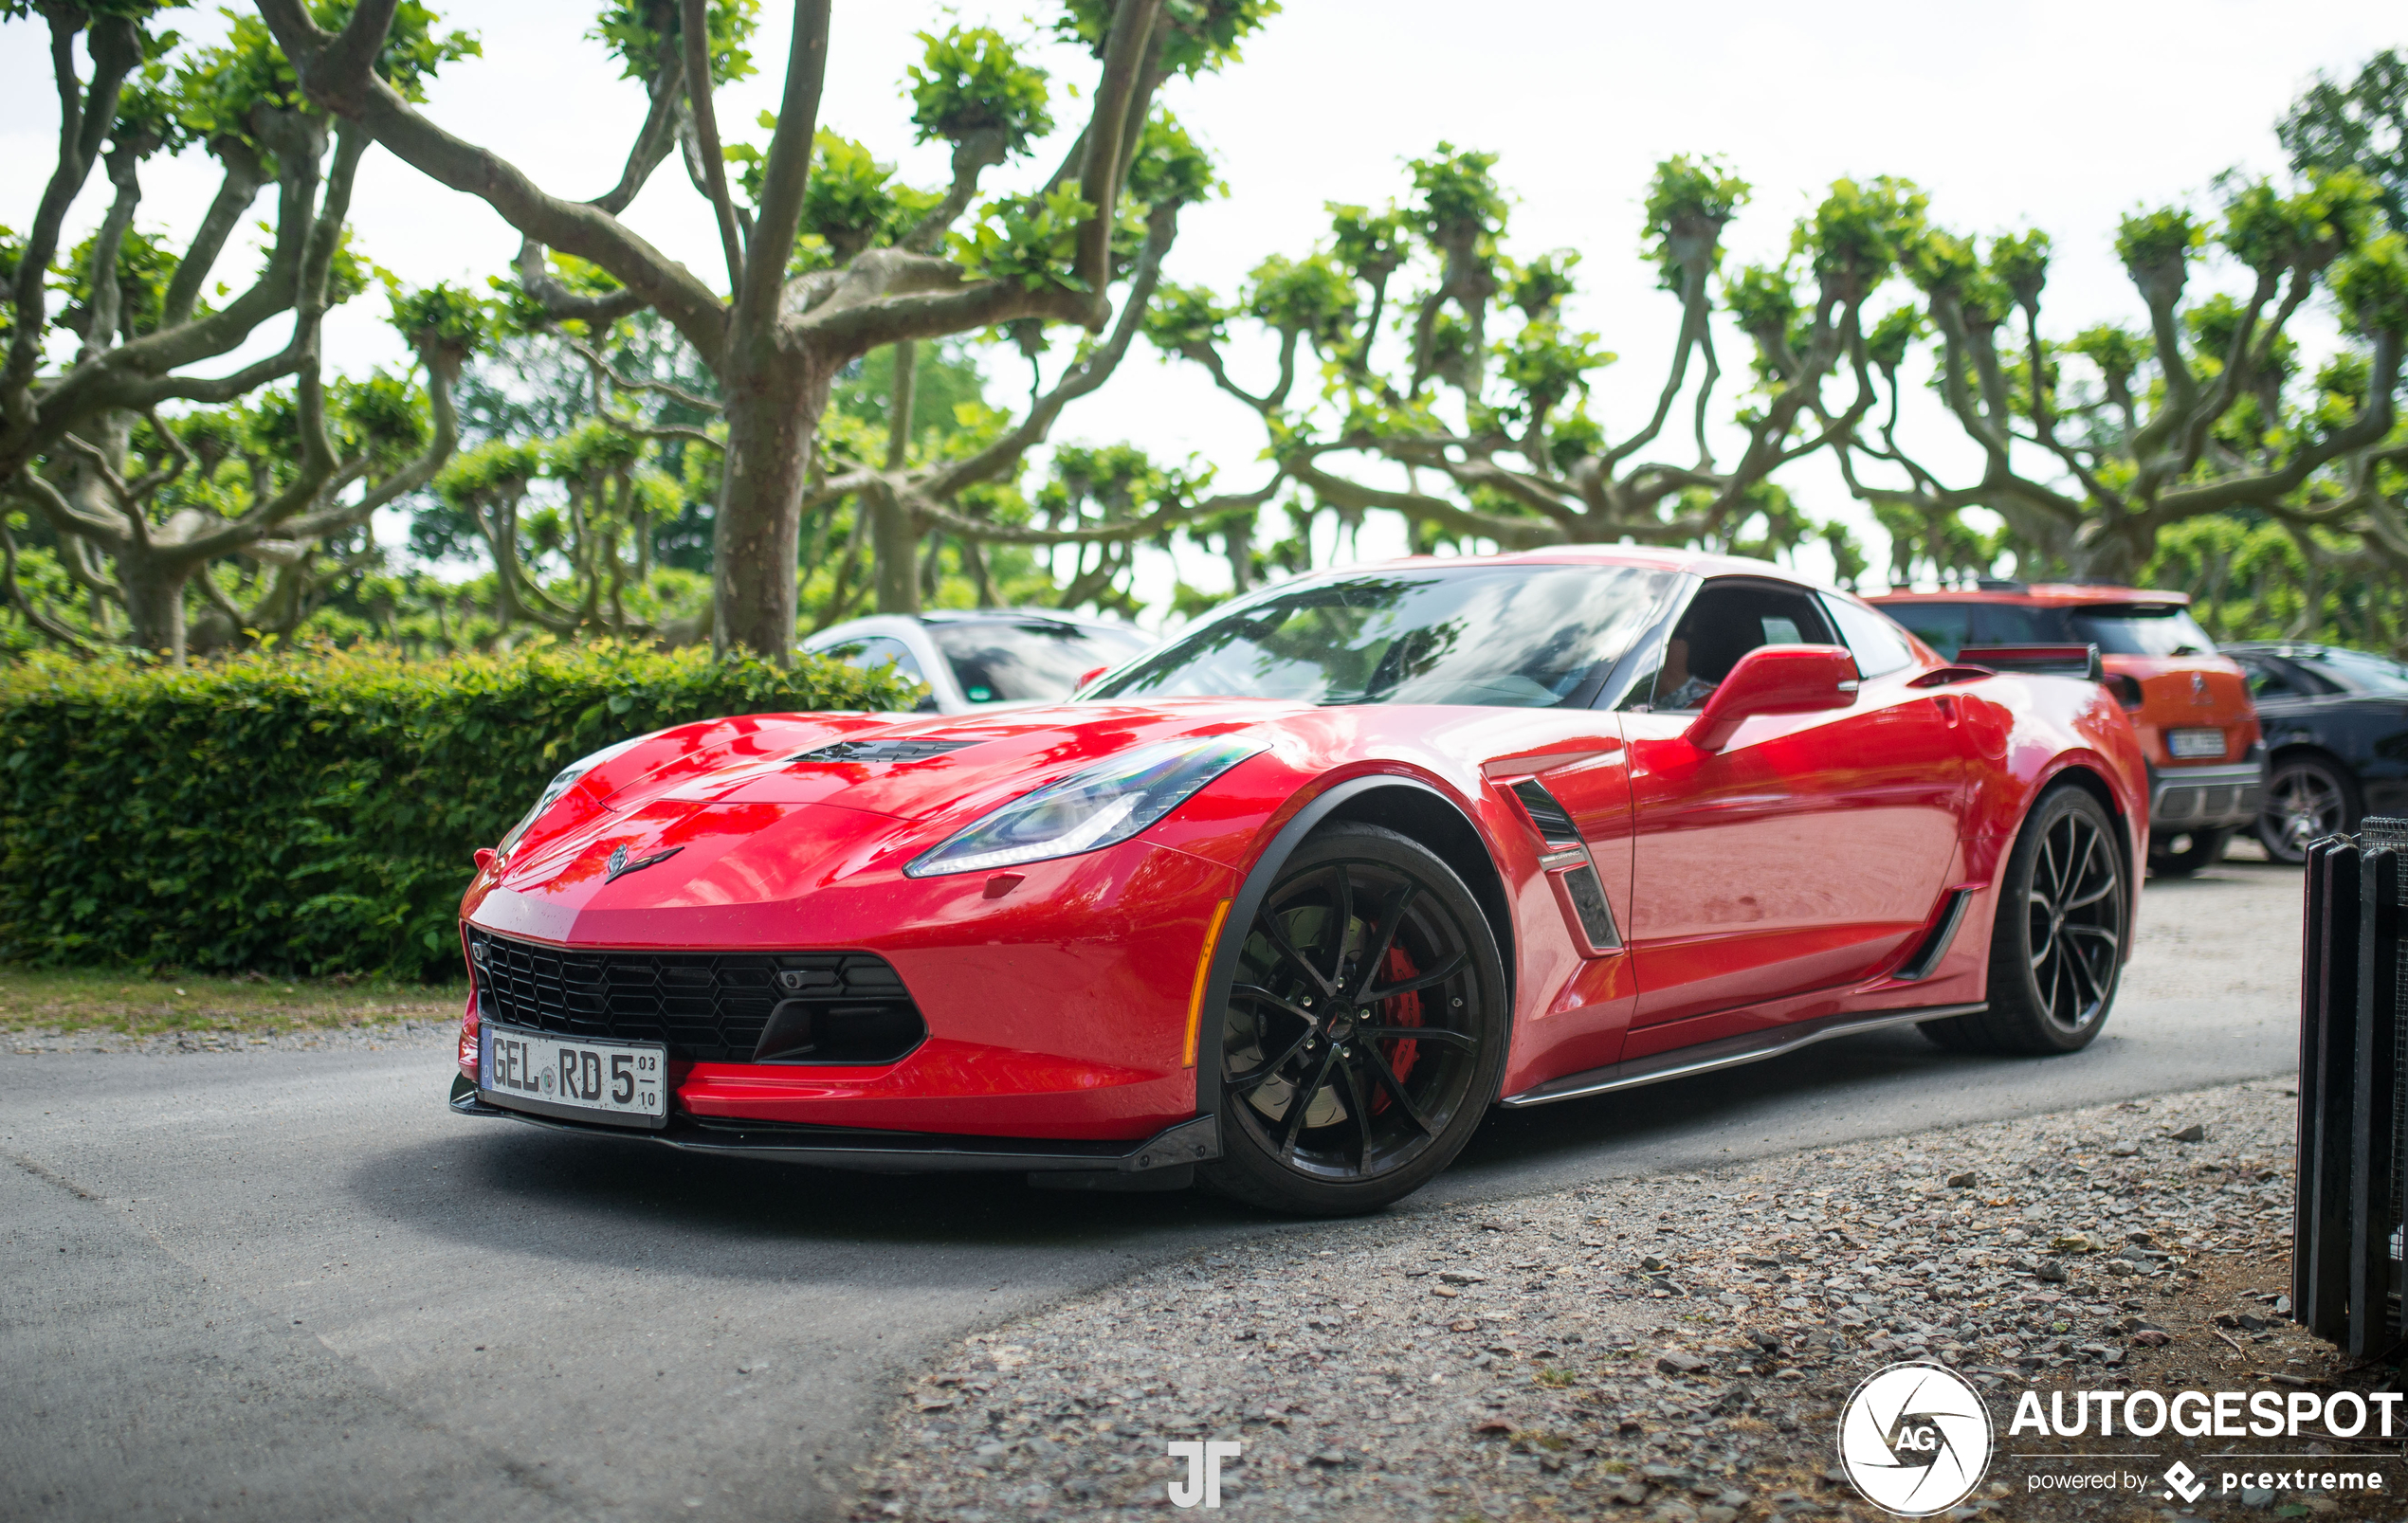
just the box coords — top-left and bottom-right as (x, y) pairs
(476, 699), (1301, 926)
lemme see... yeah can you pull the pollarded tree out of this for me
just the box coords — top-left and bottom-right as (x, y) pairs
(1, 2), (480, 658)
(1836, 171), (2408, 587)
(1141, 149), (1901, 561)
(257, 0), (1275, 659)
(6, 282), (480, 657)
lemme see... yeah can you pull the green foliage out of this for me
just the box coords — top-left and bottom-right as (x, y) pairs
(1495, 318), (1611, 415)
(1326, 202), (1408, 279)
(2281, 49), (2408, 233)
(329, 369), (428, 468)
(1051, 0), (1279, 80)
(54, 226), (178, 339)
(2114, 206), (2205, 301)
(1124, 109), (1220, 209)
(908, 25), (1051, 153)
(1989, 229), (2050, 306)
(1644, 154), (1747, 280)
(178, 2), (477, 137)
(2330, 231), (2408, 335)
(950, 183), (1096, 293)
(1141, 281), (1231, 354)
(387, 279), (493, 362)
(1246, 253), (1353, 346)
(0, 645), (912, 978)
(796, 129), (913, 263)
(1409, 143), (1507, 238)
(1799, 176), (1925, 290)
(590, 0), (757, 85)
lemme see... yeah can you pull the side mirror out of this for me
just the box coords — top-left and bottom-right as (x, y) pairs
(1683, 644), (1860, 752)
(1071, 664), (1109, 696)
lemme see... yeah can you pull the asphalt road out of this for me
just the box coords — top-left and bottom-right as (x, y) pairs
(1, 857), (2305, 1523)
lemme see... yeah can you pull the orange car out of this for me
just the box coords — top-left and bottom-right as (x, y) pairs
(1869, 582), (2264, 875)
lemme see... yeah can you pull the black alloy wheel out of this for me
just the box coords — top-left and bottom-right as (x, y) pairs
(1202, 822), (1507, 1216)
(1922, 786), (2126, 1056)
(2147, 826), (2231, 878)
(2255, 755), (2356, 865)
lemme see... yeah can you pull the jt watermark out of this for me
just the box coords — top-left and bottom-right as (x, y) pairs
(1167, 1440), (1242, 1509)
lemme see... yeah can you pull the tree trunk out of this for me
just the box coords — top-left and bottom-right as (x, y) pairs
(711, 354), (831, 661)
(869, 480), (921, 616)
(119, 550), (191, 663)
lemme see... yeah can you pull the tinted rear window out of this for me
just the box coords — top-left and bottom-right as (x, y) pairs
(1879, 602), (2066, 662)
(2069, 606), (2215, 657)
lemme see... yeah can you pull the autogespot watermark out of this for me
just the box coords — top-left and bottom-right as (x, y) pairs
(1167, 1439), (1242, 1509)
(1833, 1362), (2398, 1515)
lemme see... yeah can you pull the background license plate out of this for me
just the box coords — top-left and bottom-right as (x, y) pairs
(482, 1024), (668, 1129)
(2167, 728), (2225, 759)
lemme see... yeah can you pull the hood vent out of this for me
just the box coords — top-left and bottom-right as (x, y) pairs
(796, 737), (981, 765)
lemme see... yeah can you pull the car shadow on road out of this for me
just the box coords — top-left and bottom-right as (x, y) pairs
(348, 1023), (2069, 1279)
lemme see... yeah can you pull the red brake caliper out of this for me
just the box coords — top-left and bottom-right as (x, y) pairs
(1370, 943), (1422, 1113)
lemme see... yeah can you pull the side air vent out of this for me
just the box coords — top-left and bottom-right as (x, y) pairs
(1560, 862), (1620, 950)
(1896, 889), (1972, 981)
(1509, 779), (1582, 849)
(797, 737), (979, 765)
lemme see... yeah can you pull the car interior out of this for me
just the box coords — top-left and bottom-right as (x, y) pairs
(1622, 580), (1838, 712)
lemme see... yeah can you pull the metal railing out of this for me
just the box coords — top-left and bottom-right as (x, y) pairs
(2294, 819), (2408, 1358)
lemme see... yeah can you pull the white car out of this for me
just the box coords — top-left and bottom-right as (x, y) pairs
(801, 609), (1155, 715)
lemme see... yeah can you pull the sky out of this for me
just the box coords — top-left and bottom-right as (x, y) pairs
(4, 1), (2401, 624)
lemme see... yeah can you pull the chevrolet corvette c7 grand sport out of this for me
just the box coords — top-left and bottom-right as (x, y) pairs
(451, 549), (2148, 1215)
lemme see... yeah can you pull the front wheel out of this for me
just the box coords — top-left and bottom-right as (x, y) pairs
(1201, 822), (1508, 1216)
(2255, 755), (2357, 864)
(1922, 786), (2128, 1056)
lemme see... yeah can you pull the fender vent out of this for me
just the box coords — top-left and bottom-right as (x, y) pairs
(1509, 779), (1582, 849)
(797, 737), (979, 765)
(1897, 889), (1973, 982)
(1560, 863), (1620, 950)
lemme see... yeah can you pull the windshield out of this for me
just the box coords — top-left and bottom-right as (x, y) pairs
(1089, 565), (1675, 708)
(2070, 605), (2216, 657)
(927, 619), (1151, 703)
(2292, 645), (2408, 695)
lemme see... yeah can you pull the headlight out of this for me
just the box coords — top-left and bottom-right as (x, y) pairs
(904, 735), (1264, 878)
(495, 734), (648, 861)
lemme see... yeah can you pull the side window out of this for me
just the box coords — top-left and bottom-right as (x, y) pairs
(1822, 594), (1915, 678)
(1626, 580), (1835, 713)
(2239, 658), (2298, 699)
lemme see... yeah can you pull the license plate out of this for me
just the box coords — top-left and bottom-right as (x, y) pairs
(481, 1022), (669, 1130)
(2167, 728), (2225, 759)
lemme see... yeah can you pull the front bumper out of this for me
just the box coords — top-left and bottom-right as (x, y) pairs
(447, 1073), (1218, 1188)
(2147, 753), (2265, 831)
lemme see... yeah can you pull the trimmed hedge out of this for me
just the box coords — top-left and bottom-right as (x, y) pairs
(0, 644), (909, 980)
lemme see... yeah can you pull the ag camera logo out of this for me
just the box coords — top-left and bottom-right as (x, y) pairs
(1837, 1361), (1994, 1516)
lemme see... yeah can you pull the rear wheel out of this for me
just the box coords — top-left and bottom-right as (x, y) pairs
(2255, 755), (2356, 865)
(1201, 823), (1507, 1216)
(1920, 787), (2126, 1056)
(2148, 826), (2231, 878)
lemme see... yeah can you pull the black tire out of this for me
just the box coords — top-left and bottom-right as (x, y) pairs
(1200, 822), (1508, 1216)
(1922, 786), (2127, 1057)
(2255, 754), (2358, 865)
(2147, 826), (2231, 878)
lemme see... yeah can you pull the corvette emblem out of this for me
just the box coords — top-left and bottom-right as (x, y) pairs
(2190, 672), (2211, 705)
(605, 844), (684, 882)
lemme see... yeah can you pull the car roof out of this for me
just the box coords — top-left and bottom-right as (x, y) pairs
(1866, 583), (2194, 608)
(1333, 544), (1854, 594)
(803, 607), (1143, 647)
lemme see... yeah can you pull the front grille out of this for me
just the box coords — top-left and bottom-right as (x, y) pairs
(467, 928), (925, 1065)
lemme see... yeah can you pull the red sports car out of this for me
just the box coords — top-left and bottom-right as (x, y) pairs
(451, 550), (2147, 1215)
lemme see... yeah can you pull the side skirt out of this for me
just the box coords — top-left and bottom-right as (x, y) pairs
(1496, 1002), (1988, 1109)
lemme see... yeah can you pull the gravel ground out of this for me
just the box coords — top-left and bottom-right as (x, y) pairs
(850, 1079), (2389, 1523)
(4, 1017), (455, 1056)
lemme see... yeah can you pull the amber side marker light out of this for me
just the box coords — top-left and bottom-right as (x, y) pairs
(1183, 898), (1235, 1068)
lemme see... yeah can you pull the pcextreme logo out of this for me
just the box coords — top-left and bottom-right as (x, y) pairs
(1836, 1362), (1995, 1516)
